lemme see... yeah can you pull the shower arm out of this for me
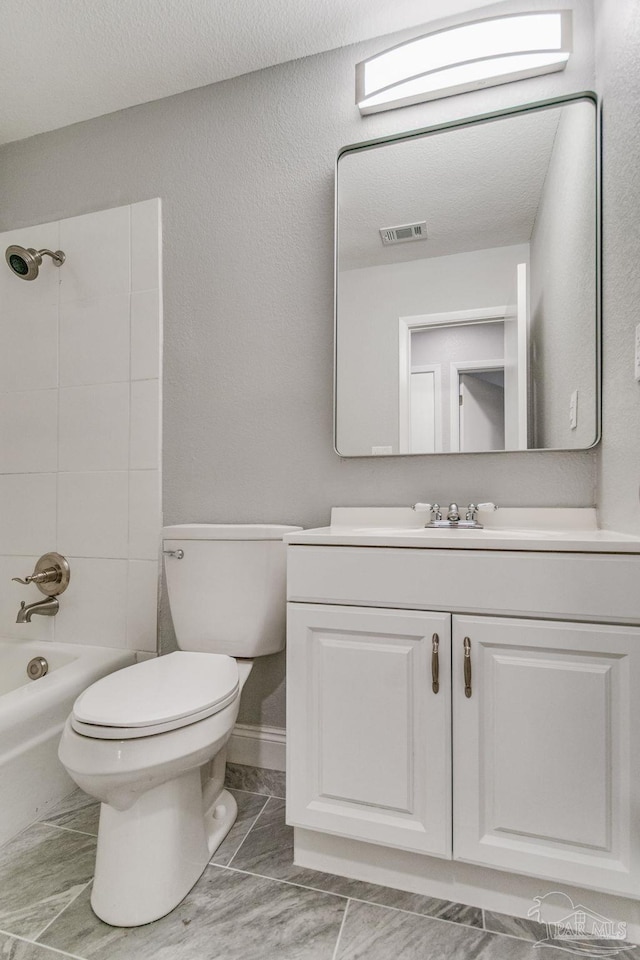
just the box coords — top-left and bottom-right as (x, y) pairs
(35, 249), (65, 266)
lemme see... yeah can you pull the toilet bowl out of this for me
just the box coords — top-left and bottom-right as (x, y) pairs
(58, 523), (301, 927)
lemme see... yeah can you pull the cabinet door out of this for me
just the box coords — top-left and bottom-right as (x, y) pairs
(453, 616), (640, 896)
(287, 604), (451, 857)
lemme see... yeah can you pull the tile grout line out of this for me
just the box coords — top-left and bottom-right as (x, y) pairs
(0, 927), (87, 960)
(37, 820), (95, 837)
(330, 899), (350, 960)
(29, 878), (94, 946)
(223, 796), (270, 867)
(218, 862), (557, 946)
(226, 785), (285, 800)
(39, 821), (98, 840)
(224, 786), (275, 800)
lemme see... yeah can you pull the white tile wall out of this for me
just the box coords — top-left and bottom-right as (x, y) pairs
(129, 470), (161, 560)
(58, 472), (129, 558)
(59, 294), (130, 386)
(131, 199), (161, 292)
(0, 200), (162, 651)
(59, 206), (130, 303)
(126, 560), (159, 652)
(0, 390), (59, 473)
(131, 289), (160, 380)
(0, 304), (58, 391)
(54, 557), (129, 647)
(130, 379), (160, 470)
(0, 474), (57, 555)
(59, 382), (130, 472)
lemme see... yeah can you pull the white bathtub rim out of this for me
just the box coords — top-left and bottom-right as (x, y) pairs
(0, 638), (135, 759)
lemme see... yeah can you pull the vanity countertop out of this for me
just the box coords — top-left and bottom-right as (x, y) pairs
(285, 508), (640, 554)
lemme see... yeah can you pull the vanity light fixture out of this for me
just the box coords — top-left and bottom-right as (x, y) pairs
(356, 11), (572, 115)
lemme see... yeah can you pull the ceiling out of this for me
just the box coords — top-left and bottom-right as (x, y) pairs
(0, 0), (496, 146)
(338, 107), (562, 270)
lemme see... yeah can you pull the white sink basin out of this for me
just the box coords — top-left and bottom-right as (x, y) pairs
(349, 526), (570, 538)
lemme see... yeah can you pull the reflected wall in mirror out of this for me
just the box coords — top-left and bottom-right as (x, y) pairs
(335, 95), (599, 456)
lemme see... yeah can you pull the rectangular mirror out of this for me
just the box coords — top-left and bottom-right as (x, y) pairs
(335, 94), (599, 456)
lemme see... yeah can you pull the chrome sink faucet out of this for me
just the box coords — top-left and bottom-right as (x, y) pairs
(412, 502), (497, 529)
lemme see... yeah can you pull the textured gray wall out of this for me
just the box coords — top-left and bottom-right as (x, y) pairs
(0, 0), (596, 728)
(530, 101), (597, 449)
(595, 0), (640, 537)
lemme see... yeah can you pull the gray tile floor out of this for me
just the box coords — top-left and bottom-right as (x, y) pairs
(0, 766), (637, 960)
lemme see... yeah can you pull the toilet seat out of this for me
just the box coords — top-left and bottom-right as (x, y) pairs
(71, 651), (239, 740)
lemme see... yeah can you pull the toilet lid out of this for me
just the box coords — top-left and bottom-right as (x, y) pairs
(72, 652), (239, 738)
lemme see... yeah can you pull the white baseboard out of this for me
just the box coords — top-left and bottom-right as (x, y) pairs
(228, 723), (286, 772)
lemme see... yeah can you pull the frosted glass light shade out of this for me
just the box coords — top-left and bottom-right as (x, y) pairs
(356, 11), (572, 115)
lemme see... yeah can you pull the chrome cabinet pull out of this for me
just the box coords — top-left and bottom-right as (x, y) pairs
(463, 637), (472, 698)
(431, 633), (440, 694)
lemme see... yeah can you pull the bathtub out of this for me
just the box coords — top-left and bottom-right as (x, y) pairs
(0, 638), (135, 847)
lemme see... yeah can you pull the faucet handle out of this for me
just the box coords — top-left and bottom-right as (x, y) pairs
(13, 568), (58, 586)
(11, 553), (70, 597)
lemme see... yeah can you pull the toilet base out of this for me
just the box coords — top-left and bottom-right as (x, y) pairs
(91, 770), (237, 926)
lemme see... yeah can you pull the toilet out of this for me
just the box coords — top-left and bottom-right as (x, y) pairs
(58, 523), (300, 927)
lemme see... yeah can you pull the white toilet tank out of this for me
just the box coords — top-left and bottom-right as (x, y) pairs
(162, 524), (301, 657)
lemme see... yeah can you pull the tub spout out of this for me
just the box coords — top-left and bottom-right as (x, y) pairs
(17, 596), (59, 623)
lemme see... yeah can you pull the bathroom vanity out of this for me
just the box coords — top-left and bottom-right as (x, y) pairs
(285, 509), (640, 933)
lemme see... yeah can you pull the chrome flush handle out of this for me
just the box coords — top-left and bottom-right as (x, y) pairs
(163, 549), (184, 559)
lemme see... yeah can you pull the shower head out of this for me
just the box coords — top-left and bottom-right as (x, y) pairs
(5, 245), (65, 281)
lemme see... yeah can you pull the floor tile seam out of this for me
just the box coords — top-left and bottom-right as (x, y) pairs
(218, 863), (351, 902)
(468, 918), (629, 952)
(226, 787), (271, 800)
(222, 860), (592, 950)
(0, 929), (87, 960)
(31, 880), (94, 944)
(36, 821), (95, 838)
(222, 796), (271, 867)
(0, 813), (74, 853)
(337, 896), (490, 937)
(218, 862), (500, 936)
(231, 790), (285, 800)
(39, 822), (98, 839)
(331, 898), (351, 960)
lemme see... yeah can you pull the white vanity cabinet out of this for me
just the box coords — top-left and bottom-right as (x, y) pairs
(286, 538), (640, 900)
(452, 616), (640, 896)
(287, 604), (452, 857)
